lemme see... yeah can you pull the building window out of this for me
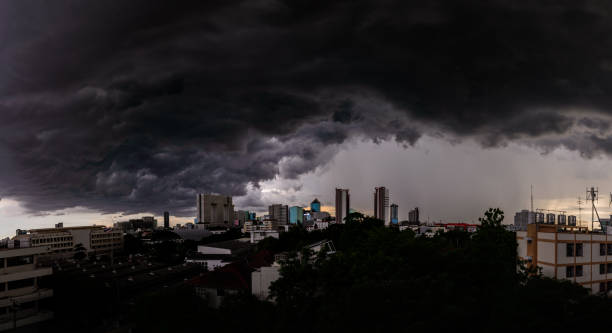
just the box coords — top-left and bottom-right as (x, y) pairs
(7, 278), (34, 290)
(576, 265), (583, 277)
(601, 282), (606, 293)
(566, 243), (574, 257)
(601, 244), (607, 256)
(576, 243), (583, 257)
(607, 244), (612, 255)
(606, 263), (612, 274)
(600, 264), (606, 275)
(6, 255), (33, 267)
(566, 266), (574, 278)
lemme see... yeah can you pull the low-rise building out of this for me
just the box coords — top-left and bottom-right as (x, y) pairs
(0, 244), (53, 331)
(243, 221), (279, 243)
(185, 239), (253, 270)
(15, 225), (122, 255)
(517, 223), (612, 294)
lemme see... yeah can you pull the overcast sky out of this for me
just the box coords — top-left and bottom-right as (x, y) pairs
(4, 1), (612, 237)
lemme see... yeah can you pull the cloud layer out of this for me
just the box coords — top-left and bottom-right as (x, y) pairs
(2, 0), (612, 214)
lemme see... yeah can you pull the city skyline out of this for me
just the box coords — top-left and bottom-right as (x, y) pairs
(5, 2), (612, 236)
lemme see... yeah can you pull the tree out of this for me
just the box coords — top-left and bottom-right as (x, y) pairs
(73, 243), (86, 260)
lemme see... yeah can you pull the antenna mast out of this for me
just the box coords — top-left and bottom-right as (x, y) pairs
(586, 187), (602, 231)
(530, 185), (534, 213)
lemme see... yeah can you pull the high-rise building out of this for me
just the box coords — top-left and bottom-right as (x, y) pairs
(197, 194), (234, 228)
(373, 187), (389, 224)
(513, 210), (535, 231)
(289, 206), (304, 224)
(335, 188), (350, 224)
(164, 211), (170, 229)
(268, 204), (289, 227)
(235, 210), (252, 226)
(310, 198), (321, 212)
(390, 203), (399, 224)
(408, 207), (420, 225)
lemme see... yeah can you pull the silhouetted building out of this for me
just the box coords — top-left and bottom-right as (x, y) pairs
(197, 194), (234, 228)
(115, 217), (157, 231)
(164, 211), (170, 229)
(310, 198), (321, 213)
(390, 203), (399, 224)
(408, 207), (420, 225)
(335, 188), (350, 224)
(289, 206), (303, 224)
(268, 204), (289, 227)
(374, 187), (389, 224)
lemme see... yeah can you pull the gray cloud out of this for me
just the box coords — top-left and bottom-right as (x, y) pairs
(2, 1), (612, 215)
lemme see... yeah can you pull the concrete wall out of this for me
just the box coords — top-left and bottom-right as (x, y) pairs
(70, 229), (92, 251)
(252, 266), (280, 301)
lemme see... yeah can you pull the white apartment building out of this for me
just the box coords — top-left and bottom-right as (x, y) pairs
(517, 223), (612, 294)
(0, 246), (53, 331)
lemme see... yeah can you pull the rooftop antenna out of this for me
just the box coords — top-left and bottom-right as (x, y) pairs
(586, 187), (602, 231)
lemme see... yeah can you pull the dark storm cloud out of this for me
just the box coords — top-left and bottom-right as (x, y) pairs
(2, 0), (612, 214)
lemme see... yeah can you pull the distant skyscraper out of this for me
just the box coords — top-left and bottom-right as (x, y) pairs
(408, 207), (420, 224)
(197, 194), (234, 228)
(310, 198), (321, 212)
(289, 206), (304, 224)
(164, 211), (170, 229)
(335, 188), (350, 223)
(373, 187), (389, 224)
(269, 204), (289, 226)
(390, 204), (399, 224)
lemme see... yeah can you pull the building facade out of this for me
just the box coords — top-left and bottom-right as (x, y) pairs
(268, 204), (289, 227)
(390, 204), (399, 224)
(517, 223), (612, 294)
(373, 187), (389, 224)
(197, 194), (234, 228)
(0, 245), (53, 331)
(289, 206), (304, 224)
(513, 210), (534, 231)
(335, 188), (350, 224)
(408, 207), (420, 224)
(16, 226), (122, 255)
(310, 199), (321, 213)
